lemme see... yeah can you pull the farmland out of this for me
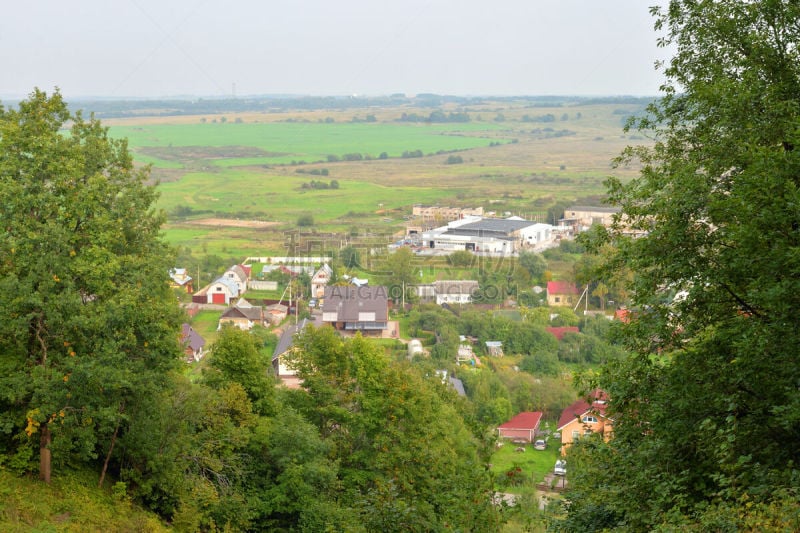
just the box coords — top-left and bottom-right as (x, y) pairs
(106, 98), (652, 256)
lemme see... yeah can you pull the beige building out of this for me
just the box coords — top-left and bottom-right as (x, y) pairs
(562, 206), (621, 228)
(412, 205), (484, 221)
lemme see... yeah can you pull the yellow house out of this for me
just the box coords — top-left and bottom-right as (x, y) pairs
(557, 389), (613, 456)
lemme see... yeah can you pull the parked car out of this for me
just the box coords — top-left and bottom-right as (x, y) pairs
(309, 299), (317, 308)
(533, 439), (547, 450)
(554, 459), (567, 476)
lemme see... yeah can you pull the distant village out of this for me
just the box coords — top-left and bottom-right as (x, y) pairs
(172, 203), (623, 478)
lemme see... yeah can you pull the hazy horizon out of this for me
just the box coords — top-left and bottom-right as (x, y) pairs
(2, 1), (670, 100)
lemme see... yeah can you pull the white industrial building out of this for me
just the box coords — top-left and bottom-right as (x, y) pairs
(418, 216), (555, 254)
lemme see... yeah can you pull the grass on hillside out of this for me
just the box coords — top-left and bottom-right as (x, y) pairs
(190, 309), (221, 346)
(0, 469), (168, 532)
(491, 436), (561, 495)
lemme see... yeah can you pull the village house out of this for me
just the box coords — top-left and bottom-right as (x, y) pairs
(271, 318), (312, 389)
(310, 263), (333, 299)
(321, 285), (389, 334)
(433, 280), (479, 305)
(218, 299), (265, 330)
(561, 206), (621, 229)
(547, 280), (580, 307)
(223, 265), (250, 294)
(180, 323), (206, 363)
(546, 326), (580, 341)
(169, 268), (194, 293)
(557, 389), (613, 455)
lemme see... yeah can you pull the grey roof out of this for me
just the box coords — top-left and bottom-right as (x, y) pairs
(322, 285), (389, 322)
(273, 318), (312, 361)
(226, 265), (248, 283)
(565, 206), (621, 213)
(452, 218), (537, 234)
(213, 276), (239, 294)
(449, 377), (466, 396)
(220, 306), (262, 321)
(181, 323), (205, 351)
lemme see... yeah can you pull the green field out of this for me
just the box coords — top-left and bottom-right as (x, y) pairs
(106, 102), (649, 254)
(111, 121), (510, 168)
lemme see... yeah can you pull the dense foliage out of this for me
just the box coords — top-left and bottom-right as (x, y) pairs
(0, 90), (184, 484)
(0, 91), (507, 531)
(562, 2), (800, 530)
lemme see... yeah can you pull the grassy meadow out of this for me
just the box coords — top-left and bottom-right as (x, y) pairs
(107, 101), (651, 255)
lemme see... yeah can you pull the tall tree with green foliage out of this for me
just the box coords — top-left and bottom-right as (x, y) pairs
(0, 90), (183, 484)
(286, 326), (502, 531)
(564, 2), (800, 530)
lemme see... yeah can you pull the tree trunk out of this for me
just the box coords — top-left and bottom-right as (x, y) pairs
(39, 422), (51, 483)
(98, 409), (123, 488)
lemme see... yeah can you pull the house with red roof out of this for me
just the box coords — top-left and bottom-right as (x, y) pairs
(546, 326), (580, 341)
(497, 411), (543, 443)
(547, 280), (580, 306)
(557, 389), (613, 455)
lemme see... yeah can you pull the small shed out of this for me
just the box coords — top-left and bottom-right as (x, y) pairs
(408, 339), (424, 358)
(497, 411), (543, 443)
(485, 341), (504, 356)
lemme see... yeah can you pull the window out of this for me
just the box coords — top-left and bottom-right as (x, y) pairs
(572, 430), (580, 441)
(582, 416), (598, 424)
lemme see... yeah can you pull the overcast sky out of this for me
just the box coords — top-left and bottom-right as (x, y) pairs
(1, 1), (670, 99)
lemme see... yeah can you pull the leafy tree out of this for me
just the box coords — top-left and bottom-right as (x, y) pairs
(296, 213), (314, 227)
(204, 325), (274, 415)
(518, 250), (547, 281)
(339, 245), (360, 268)
(380, 247), (416, 300)
(564, 2), (800, 529)
(286, 327), (501, 531)
(446, 249), (474, 267)
(0, 89), (183, 483)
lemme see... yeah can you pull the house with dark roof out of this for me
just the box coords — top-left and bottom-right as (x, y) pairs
(547, 280), (580, 307)
(271, 319), (313, 389)
(497, 411), (544, 443)
(433, 280), (479, 305)
(557, 389), (613, 455)
(218, 302), (265, 330)
(321, 285), (388, 333)
(180, 323), (206, 363)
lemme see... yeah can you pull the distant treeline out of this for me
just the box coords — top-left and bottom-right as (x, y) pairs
(27, 94), (660, 119)
(397, 111), (471, 123)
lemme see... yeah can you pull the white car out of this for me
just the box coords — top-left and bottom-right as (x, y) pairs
(554, 459), (567, 476)
(533, 439), (547, 450)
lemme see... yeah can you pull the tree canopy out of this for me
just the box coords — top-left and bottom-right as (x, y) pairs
(0, 89), (184, 483)
(564, 2), (800, 530)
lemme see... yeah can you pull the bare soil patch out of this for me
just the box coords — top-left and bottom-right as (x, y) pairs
(139, 145), (287, 163)
(190, 218), (280, 229)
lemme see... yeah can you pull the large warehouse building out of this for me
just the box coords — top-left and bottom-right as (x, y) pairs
(418, 216), (556, 254)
